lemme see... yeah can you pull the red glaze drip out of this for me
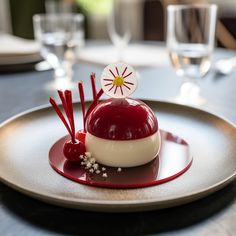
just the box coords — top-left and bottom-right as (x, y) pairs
(86, 98), (158, 140)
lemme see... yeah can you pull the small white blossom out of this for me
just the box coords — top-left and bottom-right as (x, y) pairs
(117, 167), (122, 172)
(93, 163), (99, 170)
(90, 158), (96, 164)
(102, 167), (106, 171)
(86, 162), (92, 168)
(102, 173), (108, 178)
(80, 155), (84, 159)
(95, 170), (101, 174)
(89, 168), (94, 173)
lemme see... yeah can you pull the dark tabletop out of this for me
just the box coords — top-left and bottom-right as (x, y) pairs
(0, 45), (236, 235)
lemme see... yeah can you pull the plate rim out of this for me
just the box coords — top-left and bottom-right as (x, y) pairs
(0, 100), (236, 211)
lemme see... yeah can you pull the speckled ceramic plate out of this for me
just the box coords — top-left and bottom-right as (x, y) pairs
(0, 101), (236, 212)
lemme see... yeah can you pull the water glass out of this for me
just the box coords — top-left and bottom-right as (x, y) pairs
(33, 13), (84, 90)
(107, 0), (132, 59)
(167, 4), (217, 105)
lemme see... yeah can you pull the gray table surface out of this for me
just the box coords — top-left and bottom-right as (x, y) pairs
(0, 46), (236, 235)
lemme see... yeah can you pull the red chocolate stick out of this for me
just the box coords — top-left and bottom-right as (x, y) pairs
(65, 90), (76, 143)
(57, 90), (70, 122)
(84, 88), (104, 122)
(49, 97), (73, 138)
(58, 90), (76, 143)
(90, 73), (97, 100)
(78, 81), (86, 132)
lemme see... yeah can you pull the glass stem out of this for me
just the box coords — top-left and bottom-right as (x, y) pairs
(54, 67), (66, 79)
(175, 79), (206, 106)
(52, 63), (74, 90)
(116, 45), (125, 61)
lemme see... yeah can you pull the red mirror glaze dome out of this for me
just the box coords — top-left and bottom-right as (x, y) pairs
(86, 98), (158, 140)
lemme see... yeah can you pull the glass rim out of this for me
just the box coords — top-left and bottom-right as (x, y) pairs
(33, 13), (84, 22)
(167, 4), (218, 11)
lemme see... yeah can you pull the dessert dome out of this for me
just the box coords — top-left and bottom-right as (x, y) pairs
(85, 98), (161, 167)
(86, 98), (158, 140)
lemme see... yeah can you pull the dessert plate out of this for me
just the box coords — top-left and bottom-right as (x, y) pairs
(0, 101), (236, 212)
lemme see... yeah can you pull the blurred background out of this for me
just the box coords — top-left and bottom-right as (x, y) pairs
(1, 0), (236, 49)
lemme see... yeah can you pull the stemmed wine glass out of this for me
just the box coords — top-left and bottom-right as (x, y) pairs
(107, 0), (132, 60)
(167, 4), (217, 106)
(33, 13), (84, 90)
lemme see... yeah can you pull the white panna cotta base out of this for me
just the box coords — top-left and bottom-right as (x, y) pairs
(85, 131), (161, 167)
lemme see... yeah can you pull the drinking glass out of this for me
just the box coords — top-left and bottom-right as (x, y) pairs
(107, 0), (132, 60)
(33, 13), (84, 90)
(167, 4), (217, 106)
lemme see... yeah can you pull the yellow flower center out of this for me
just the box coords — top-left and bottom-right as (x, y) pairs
(113, 76), (124, 87)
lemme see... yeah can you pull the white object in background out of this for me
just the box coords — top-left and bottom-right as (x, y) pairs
(214, 57), (236, 75)
(0, 34), (40, 65)
(79, 44), (169, 68)
(0, 34), (39, 55)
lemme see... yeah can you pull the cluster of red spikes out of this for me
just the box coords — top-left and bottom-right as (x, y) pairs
(50, 90), (76, 143)
(49, 73), (104, 161)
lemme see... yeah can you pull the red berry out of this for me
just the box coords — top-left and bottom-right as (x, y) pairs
(75, 130), (86, 144)
(63, 139), (86, 161)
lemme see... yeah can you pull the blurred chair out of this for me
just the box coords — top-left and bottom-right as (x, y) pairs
(9, 0), (45, 39)
(143, 0), (164, 41)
